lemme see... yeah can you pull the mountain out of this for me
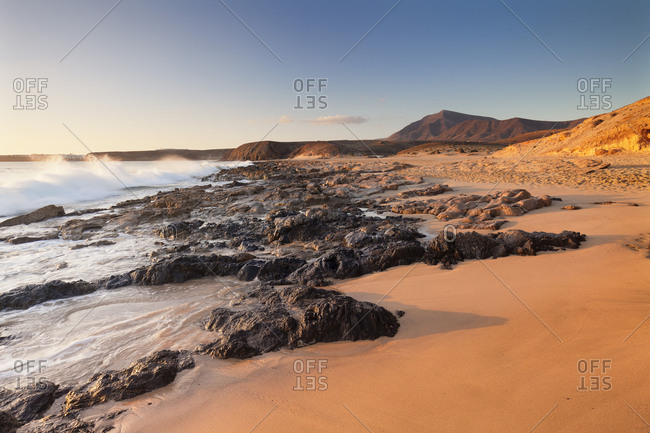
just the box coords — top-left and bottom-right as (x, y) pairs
(223, 141), (305, 161)
(388, 110), (582, 142)
(222, 140), (422, 161)
(498, 96), (650, 156)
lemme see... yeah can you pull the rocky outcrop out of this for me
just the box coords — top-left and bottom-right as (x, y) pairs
(287, 238), (426, 287)
(196, 285), (400, 359)
(17, 415), (94, 433)
(0, 411), (20, 433)
(64, 350), (194, 412)
(0, 206), (65, 228)
(0, 383), (59, 425)
(0, 280), (113, 311)
(386, 189), (555, 230)
(237, 257), (307, 283)
(128, 254), (243, 286)
(425, 229), (586, 268)
(0, 254), (247, 311)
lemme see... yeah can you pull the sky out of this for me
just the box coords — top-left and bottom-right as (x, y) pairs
(1, 0), (649, 154)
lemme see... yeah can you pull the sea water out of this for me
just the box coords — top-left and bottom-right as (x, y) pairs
(0, 159), (250, 388)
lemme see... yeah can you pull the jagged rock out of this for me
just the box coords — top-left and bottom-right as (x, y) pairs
(156, 220), (204, 240)
(0, 382), (59, 424)
(0, 411), (20, 433)
(425, 229), (586, 268)
(0, 281), (100, 311)
(6, 234), (58, 245)
(69, 240), (115, 250)
(237, 257), (307, 283)
(64, 350), (194, 412)
(0, 254), (245, 311)
(17, 415), (94, 433)
(289, 237), (424, 286)
(342, 231), (374, 249)
(129, 255), (243, 286)
(265, 208), (389, 245)
(343, 226), (423, 249)
(0, 206), (65, 228)
(289, 248), (364, 286)
(388, 189), (553, 224)
(196, 285), (399, 359)
(360, 241), (425, 273)
(58, 216), (110, 241)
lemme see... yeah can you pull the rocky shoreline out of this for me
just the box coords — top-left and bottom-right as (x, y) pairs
(0, 160), (588, 432)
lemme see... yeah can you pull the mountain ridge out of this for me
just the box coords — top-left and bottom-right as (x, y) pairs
(388, 110), (583, 142)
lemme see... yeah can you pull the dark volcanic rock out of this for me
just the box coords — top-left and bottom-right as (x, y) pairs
(425, 229), (586, 268)
(59, 216), (110, 241)
(6, 234), (58, 245)
(237, 257), (307, 283)
(0, 382), (59, 424)
(156, 220), (204, 240)
(1, 253), (259, 311)
(289, 233), (425, 286)
(17, 415), (94, 433)
(265, 208), (387, 245)
(288, 247), (364, 286)
(0, 281), (100, 311)
(361, 241), (426, 273)
(196, 285), (400, 359)
(0, 411), (19, 433)
(129, 254), (243, 286)
(0, 206), (65, 228)
(64, 350), (194, 412)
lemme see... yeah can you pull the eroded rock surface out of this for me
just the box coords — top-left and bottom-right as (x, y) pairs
(386, 189), (555, 229)
(425, 229), (587, 268)
(0, 206), (65, 228)
(63, 350), (194, 412)
(196, 285), (400, 359)
(17, 415), (94, 433)
(0, 382), (59, 424)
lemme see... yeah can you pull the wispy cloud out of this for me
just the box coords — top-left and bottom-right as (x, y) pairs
(278, 115), (293, 124)
(308, 115), (368, 125)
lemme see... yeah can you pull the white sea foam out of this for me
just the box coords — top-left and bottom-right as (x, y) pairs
(0, 160), (247, 217)
(0, 159), (252, 387)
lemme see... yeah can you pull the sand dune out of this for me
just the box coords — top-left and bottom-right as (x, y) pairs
(499, 97), (650, 157)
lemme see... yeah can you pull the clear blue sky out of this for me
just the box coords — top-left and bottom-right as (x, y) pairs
(1, 0), (648, 153)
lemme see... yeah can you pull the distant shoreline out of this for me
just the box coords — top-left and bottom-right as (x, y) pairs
(0, 148), (233, 162)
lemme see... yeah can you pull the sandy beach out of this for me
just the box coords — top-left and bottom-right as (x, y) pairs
(4, 3), (649, 431)
(103, 164), (650, 433)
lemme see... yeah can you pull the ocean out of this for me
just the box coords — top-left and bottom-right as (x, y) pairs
(0, 159), (249, 388)
(0, 159), (240, 218)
